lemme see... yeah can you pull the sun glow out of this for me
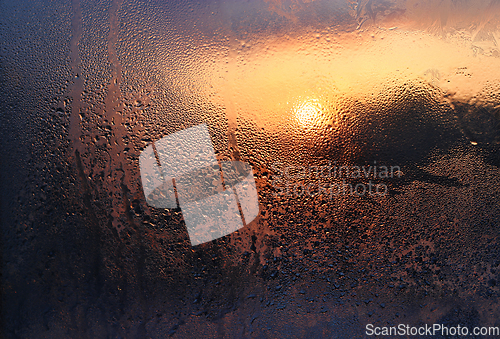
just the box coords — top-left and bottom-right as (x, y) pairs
(202, 29), (500, 134)
(160, 18), (500, 135)
(294, 99), (324, 128)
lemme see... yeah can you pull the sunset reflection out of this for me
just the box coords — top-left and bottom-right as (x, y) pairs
(188, 27), (500, 138)
(294, 98), (324, 128)
(4, 0), (500, 337)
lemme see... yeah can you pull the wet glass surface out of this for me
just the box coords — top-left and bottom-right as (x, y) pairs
(1, 0), (500, 337)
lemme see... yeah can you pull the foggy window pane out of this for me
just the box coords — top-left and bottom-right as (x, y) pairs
(2, 0), (500, 337)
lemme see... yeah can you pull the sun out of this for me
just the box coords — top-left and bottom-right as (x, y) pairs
(294, 99), (323, 128)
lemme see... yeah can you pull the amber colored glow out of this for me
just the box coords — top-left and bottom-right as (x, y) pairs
(294, 99), (323, 128)
(161, 24), (500, 134)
